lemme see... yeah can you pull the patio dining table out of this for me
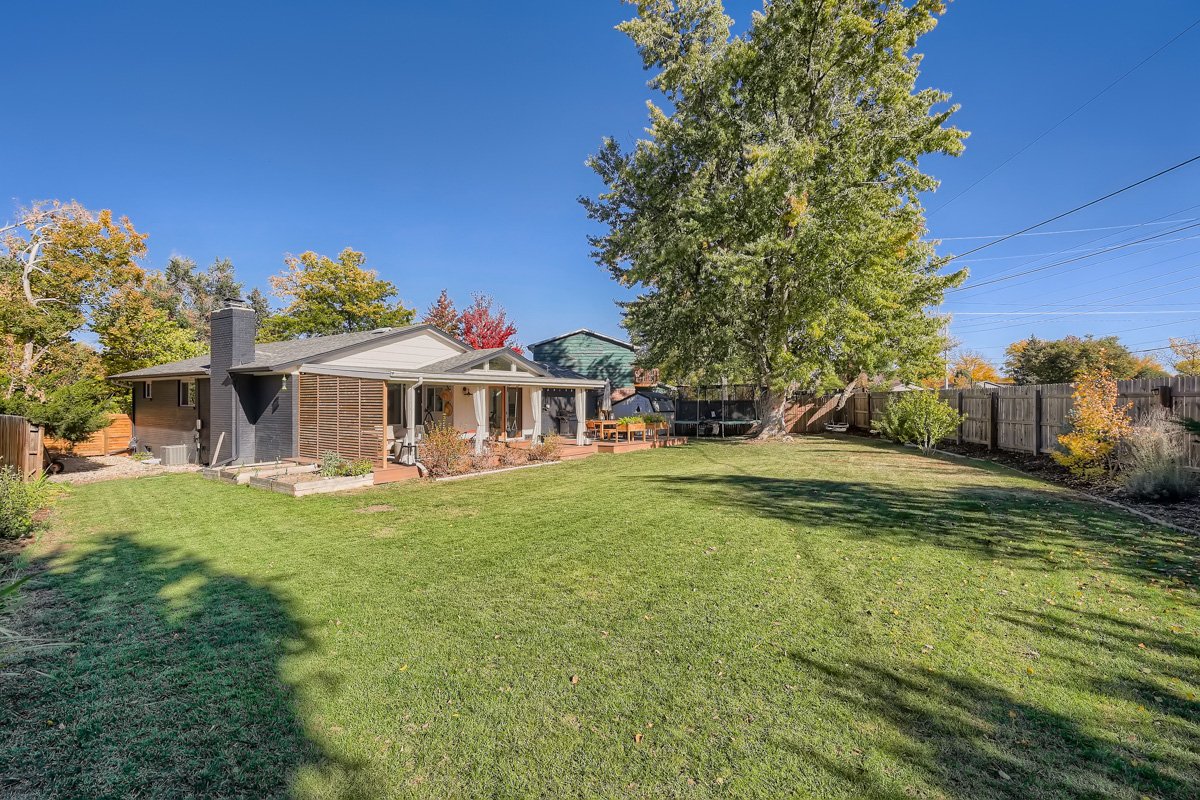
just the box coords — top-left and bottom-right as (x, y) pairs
(587, 419), (619, 441)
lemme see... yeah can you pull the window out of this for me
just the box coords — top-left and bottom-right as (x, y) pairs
(142, 381), (153, 400)
(179, 380), (196, 407)
(422, 385), (451, 425)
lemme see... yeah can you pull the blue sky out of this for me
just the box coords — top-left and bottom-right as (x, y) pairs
(4, 2), (1199, 369)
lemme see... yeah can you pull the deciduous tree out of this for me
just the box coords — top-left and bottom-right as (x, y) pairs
(947, 350), (1000, 387)
(422, 289), (462, 338)
(263, 248), (414, 339)
(1004, 335), (1136, 385)
(0, 201), (146, 398)
(582, 0), (966, 435)
(91, 281), (206, 377)
(459, 294), (520, 351)
(1169, 338), (1200, 376)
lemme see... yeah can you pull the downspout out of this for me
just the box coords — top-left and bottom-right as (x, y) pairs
(410, 377), (428, 476)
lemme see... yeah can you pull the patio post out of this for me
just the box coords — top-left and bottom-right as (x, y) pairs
(404, 383), (417, 464)
(471, 385), (487, 454)
(530, 387), (543, 440)
(574, 387), (586, 445)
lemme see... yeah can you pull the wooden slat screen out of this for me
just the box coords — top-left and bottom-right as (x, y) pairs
(297, 373), (386, 467)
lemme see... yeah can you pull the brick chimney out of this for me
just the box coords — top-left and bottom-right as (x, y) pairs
(209, 298), (257, 464)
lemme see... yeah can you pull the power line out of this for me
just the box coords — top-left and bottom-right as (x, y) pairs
(953, 234), (1200, 263)
(951, 219), (1200, 291)
(938, 218), (1199, 241)
(943, 156), (1200, 264)
(928, 15), (1200, 216)
(953, 310), (1200, 316)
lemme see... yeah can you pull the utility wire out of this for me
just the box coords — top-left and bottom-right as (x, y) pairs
(943, 156), (1200, 264)
(928, 15), (1200, 216)
(938, 218), (1198, 241)
(951, 219), (1200, 291)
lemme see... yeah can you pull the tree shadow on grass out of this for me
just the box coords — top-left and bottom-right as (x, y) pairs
(646, 472), (1200, 590)
(0, 536), (380, 799)
(784, 652), (1199, 800)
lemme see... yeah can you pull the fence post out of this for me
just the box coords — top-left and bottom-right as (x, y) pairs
(1032, 389), (1043, 455)
(24, 422), (42, 480)
(988, 391), (999, 452)
(956, 391), (964, 444)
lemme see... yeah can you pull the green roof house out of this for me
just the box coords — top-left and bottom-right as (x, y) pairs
(529, 329), (637, 387)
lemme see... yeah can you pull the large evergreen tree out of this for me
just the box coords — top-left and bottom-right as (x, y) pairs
(583, 0), (966, 433)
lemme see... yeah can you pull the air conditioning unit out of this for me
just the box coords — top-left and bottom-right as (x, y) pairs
(159, 445), (191, 466)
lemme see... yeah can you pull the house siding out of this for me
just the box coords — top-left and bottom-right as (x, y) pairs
(251, 375), (296, 462)
(319, 331), (464, 370)
(132, 379), (200, 461)
(531, 333), (635, 386)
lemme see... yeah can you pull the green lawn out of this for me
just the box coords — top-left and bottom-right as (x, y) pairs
(2, 438), (1198, 799)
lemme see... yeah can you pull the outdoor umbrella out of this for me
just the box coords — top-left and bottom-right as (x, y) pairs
(601, 379), (613, 418)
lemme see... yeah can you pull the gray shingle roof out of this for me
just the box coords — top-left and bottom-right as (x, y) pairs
(416, 348), (507, 375)
(109, 325), (442, 380)
(109, 354), (213, 380)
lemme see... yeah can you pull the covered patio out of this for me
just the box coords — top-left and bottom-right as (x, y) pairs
(292, 347), (608, 469)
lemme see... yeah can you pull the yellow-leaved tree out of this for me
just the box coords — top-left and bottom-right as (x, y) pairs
(1053, 364), (1131, 479)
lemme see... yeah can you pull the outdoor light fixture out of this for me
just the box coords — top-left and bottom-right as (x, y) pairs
(281, 375), (289, 391)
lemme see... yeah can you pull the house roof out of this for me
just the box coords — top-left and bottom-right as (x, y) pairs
(416, 348), (509, 375)
(110, 353), (213, 379)
(527, 328), (634, 351)
(109, 324), (469, 380)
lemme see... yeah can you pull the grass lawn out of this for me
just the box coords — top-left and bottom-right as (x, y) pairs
(2, 438), (1199, 799)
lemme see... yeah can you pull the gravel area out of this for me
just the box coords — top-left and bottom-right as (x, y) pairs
(47, 454), (201, 485)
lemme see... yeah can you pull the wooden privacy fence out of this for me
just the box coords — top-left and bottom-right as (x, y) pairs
(43, 413), (132, 456)
(0, 414), (43, 480)
(846, 375), (1200, 467)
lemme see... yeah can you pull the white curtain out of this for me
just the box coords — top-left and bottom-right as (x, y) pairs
(404, 384), (417, 464)
(575, 387), (587, 445)
(472, 386), (488, 454)
(530, 388), (543, 440)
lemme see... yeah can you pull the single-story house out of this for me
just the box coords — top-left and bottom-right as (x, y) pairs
(110, 299), (605, 467)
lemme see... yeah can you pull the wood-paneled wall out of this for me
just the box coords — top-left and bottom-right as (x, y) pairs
(297, 373), (386, 466)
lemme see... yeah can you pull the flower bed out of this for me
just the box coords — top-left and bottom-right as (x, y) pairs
(248, 468), (375, 497)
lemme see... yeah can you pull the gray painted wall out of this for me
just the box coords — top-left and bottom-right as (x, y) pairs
(131, 379), (200, 461)
(251, 375), (296, 462)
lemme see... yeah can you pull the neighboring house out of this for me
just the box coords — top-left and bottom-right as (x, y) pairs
(111, 299), (604, 467)
(529, 329), (637, 387)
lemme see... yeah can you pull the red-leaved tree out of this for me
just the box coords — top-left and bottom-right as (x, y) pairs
(459, 294), (520, 352)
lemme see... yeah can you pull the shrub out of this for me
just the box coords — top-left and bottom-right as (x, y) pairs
(528, 432), (563, 462)
(1053, 365), (1132, 479)
(469, 441), (496, 472)
(617, 416), (643, 426)
(421, 421), (471, 477)
(319, 451), (348, 477)
(871, 391), (963, 451)
(23, 379), (115, 449)
(0, 469), (51, 540)
(498, 445), (528, 467)
(1121, 408), (1195, 502)
(642, 414), (666, 425)
(319, 452), (374, 478)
